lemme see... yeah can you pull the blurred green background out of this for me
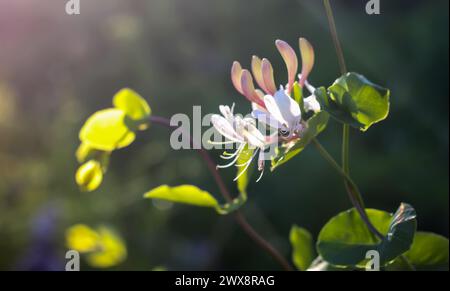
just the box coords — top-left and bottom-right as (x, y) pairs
(0, 0), (448, 270)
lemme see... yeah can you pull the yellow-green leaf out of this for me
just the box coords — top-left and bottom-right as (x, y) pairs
(144, 185), (219, 208)
(75, 160), (103, 192)
(113, 88), (151, 121)
(271, 111), (329, 170)
(387, 232), (449, 271)
(79, 108), (136, 151)
(315, 72), (390, 131)
(317, 204), (417, 267)
(290, 225), (315, 271)
(292, 81), (305, 115)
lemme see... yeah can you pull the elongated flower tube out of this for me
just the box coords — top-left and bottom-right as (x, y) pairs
(261, 58), (277, 95)
(240, 70), (266, 108)
(231, 61), (244, 95)
(210, 104), (276, 182)
(299, 38), (315, 87)
(275, 40), (298, 93)
(251, 56), (269, 94)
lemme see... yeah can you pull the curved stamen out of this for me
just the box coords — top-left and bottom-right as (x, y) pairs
(208, 140), (237, 145)
(216, 146), (245, 169)
(255, 167), (265, 183)
(220, 143), (245, 160)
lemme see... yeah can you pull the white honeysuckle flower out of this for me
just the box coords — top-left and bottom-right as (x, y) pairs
(210, 104), (277, 182)
(216, 37), (321, 182)
(302, 78), (321, 113)
(252, 86), (304, 140)
(231, 37), (318, 141)
(251, 100), (282, 130)
(303, 95), (321, 113)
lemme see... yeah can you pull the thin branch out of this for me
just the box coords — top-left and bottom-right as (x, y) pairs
(312, 139), (383, 239)
(321, 1), (415, 269)
(323, 0), (347, 75)
(322, 0), (384, 239)
(149, 115), (294, 271)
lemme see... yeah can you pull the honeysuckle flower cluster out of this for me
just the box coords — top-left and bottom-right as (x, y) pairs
(210, 104), (278, 182)
(211, 37), (321, 181)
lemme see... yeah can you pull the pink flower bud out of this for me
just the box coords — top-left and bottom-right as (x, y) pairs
(299, 38), (315, 87)
(261, 58), (277, 95)
(276, 40), (298, 93)
(231, 61), (244, 94)
(241, 70), (265, 107)
(251, 56), (269, 94)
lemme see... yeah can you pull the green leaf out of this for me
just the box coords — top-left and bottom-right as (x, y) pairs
(75, 160), (104, 192)
(144, 185), (219, 208)
(315, 72), (390, 131)
(113, 88), (151, 122)
(292, 82), (305, 115)
(387, 232), (449, 271)
(271, 111), (329, 170)
(317, 203), (416, 267)
(79, 108), (136, 151)
(290, 225), (315, 271)
(378, 203), (417, 263)
(144, 184), (248, 215)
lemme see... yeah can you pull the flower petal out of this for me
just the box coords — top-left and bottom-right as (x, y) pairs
(211, 114), (245, 143)
(254, 89), (265, 100)
(263, 94), (289, 127)
(241, 70), (265, 107)
(243, 123), (266, 149)
(251, 56), (269, 94)
(252, 108), (281, 129)
(231, 61), (244, 94)
(273, 88), (301, 126)
(303, 95), (321, 113)
(276, 40), (298, 93)
(219, 105), (234, 121)
(303, 79), (316, 95)
(299, 38), (315, 87)
(261, 58), (277, 95)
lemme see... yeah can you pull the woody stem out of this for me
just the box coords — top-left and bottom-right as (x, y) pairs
(149, 115), (294, 271)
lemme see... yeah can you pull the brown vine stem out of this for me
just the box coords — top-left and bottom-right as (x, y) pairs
(148, 115), (294, 271)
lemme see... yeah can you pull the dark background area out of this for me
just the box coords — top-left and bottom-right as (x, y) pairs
(0, 0), (448, 270)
